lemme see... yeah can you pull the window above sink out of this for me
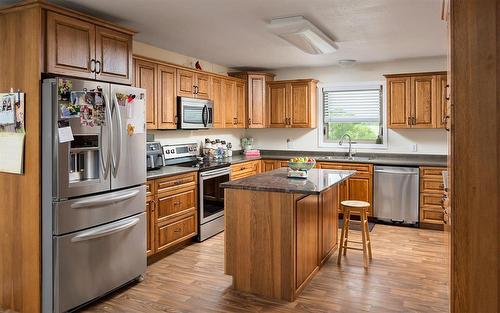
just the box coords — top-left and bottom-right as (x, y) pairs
(319, 82), (388, 149)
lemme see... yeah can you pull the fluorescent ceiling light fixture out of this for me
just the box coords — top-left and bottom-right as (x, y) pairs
(268, 16), (337, 55)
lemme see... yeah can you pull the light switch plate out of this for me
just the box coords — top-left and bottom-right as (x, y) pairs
(411, 144), (418, 152)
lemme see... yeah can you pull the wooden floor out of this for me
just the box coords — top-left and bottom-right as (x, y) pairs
(82, 224), (449, 313)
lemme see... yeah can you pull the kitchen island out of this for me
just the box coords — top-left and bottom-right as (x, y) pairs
(221, 168), (355, 301)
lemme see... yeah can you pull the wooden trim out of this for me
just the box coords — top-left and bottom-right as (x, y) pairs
(0, 0), (136, 34)
(384, 71), (447, 78)
(0, 6), (42, 313)
(267, 78), (319, 84)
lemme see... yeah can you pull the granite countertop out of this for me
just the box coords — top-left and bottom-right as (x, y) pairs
(221, 168), (355, 195)
(146, 166), (198, 180)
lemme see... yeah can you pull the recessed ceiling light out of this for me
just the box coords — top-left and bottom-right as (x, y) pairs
(267, 16), (337, 55)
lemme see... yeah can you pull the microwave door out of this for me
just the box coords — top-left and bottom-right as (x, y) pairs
(182, 104), (205, 129)
(109, 85), (147, 191)
(48, 78), (112, 199)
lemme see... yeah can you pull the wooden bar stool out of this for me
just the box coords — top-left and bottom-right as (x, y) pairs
(337, 200), (372, 268)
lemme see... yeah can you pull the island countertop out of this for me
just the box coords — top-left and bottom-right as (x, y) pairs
(221, 168), (355, 195)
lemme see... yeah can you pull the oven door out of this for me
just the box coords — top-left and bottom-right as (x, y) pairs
(178, 97), (213, 129)
(199, 167), (230, 224)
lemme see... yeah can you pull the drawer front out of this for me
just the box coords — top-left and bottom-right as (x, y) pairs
(318, 162), (344, 170)
(421, 178), (445, 194)
(231, 171), (257, 181)
(156, 212), (197, 252)
(277, 160), (289, 168)
(157, 189), (196, 222)
(156, 172), (196, 195)
(421, 193), (443, 207)
(420, 166), (447, 178)
(341, 163), (372, 173)
(421, 207), (444, 224)
(231, 161), (259, 177)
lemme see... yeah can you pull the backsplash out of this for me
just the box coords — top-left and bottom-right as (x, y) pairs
(149, 129), (246, 150)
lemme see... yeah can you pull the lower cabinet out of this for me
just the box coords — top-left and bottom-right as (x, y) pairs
(146, 172), (198, 257)
(419, 166), (447, 228)
(320, 185), (339, 264)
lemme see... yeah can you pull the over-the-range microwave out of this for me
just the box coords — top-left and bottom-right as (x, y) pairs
(177, 97), (213, 129)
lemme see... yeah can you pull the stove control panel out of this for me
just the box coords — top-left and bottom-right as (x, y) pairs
(163, 143), (199, 160)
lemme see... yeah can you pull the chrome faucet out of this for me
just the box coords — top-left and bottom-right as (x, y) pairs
(339, 134), (354, 160)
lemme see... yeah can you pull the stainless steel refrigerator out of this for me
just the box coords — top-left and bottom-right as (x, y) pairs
(41, 77), (147, 313)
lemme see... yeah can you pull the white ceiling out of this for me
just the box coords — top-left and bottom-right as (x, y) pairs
(12, 0), (447, 69)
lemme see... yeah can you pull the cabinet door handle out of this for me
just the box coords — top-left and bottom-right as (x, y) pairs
(90, 59), (96, 73)
(445, 84), (450, 100)
(412, 116), (416, 125)
(193, 85), (197, 94)
(195, 86), (199, 94)
(248, 118), (251, 125)
(95, 60), (101, 74)
(407, 117), (412, 125)
(443, 115), (450, 131)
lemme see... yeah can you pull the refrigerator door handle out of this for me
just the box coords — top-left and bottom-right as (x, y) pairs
(100, 93), (113, 179)
(70, 217), (140, 242)
(70, 189), (140, 209)
(111, 94), (123, 177)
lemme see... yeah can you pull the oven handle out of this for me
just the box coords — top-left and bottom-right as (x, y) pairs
(71, 217), (140, 242)
(200, 168), (231, 179)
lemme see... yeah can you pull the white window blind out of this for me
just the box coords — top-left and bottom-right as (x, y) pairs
(323, 87), (382, 123)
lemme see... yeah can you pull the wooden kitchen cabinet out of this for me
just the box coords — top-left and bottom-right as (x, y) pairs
(386, 72), (446, 129)
(147, 172), (198, 257)
(419, 166), (446, 229)
(320, 185), (339, 264)
(95, 26), (133, 84)
(295, 194), (319, 289)
(134, 59), (157, 129)
(235, 81), (247, 128)
(436, 74), (449, 129)
(223, 79), (247, 128)
(229, 72), (275, 128)
(46, 11), (133, 84)
(318, 162), (373, 216)
(267, 79), (318, 128)
(211, 76), (224, 128)
(176, 69), (211, 99)
(157, 64), (177, 129)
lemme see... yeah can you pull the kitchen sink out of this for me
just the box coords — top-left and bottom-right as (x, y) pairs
(319, 156), (373, 162)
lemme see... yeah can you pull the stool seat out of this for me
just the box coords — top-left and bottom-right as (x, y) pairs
(338, 200), (373, 269)
(341, 200), (370, 208)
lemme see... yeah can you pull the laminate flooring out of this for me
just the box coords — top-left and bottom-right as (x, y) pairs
(82, 224), (449, 313)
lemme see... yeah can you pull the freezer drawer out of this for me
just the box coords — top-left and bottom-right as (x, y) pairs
(53, 185), (146, 235)
(54, 213), (146, 313)
(374, 166), (419, 224)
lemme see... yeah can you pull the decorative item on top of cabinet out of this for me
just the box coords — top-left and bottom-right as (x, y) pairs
(46, 11), (133, 84)
(385, 72), (447, 129)
(267, 79), (318, 128)
(229, 72), (275, 128)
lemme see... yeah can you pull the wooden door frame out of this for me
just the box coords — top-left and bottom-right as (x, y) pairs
(450, 0), (499, 312)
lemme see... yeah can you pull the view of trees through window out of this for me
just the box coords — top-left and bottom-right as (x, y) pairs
(326, 122), (381, 143)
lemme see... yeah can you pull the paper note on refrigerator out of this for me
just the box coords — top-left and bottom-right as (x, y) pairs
(0, 132), (25, 174)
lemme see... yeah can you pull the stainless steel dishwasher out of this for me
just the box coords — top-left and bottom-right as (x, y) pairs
(374, 166), (419, 225)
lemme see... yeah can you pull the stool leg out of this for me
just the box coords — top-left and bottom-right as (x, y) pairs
(364, 210), (372, 260)
(337, 208), (347, 265)
(360, 210), (368, 269)
(343, 210), (351, 256)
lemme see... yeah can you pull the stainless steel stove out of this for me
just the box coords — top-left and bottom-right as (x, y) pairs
(163, 143), (229, 241)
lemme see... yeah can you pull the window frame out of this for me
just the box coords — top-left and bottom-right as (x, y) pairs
(318, 81), (388, 149)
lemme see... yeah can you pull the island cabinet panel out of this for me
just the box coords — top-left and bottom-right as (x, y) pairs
(224, 184), (341, 302)
(295, 194), (319, 290)
(320, 185), (339, 264)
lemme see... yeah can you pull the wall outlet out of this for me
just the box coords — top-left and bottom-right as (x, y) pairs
(286, 138), (293, 149)
(410, 144), (418, 152)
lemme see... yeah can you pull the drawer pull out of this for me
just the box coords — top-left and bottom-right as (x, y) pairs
(72, 217), (139, 242)
(174, 228), (182, 233)
(173, 201), (181, 206)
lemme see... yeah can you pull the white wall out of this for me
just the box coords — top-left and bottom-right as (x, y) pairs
(134, 41), (245, 148)
(246, 56), (448, 155)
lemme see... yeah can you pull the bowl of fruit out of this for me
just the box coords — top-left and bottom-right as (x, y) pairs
(288, 157), (316, 171)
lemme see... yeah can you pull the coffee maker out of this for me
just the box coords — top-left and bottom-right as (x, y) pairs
(146, 142), (164, 170)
